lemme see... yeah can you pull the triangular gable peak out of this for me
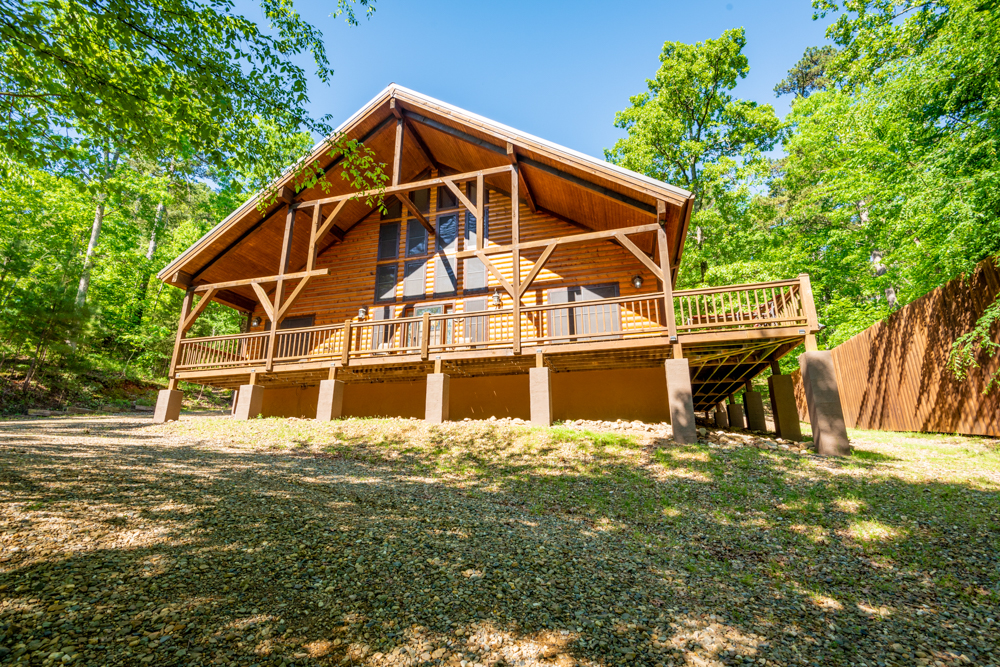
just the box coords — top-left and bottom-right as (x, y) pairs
(157, 84), (693, 309)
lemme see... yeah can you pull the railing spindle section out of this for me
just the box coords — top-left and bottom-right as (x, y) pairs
(173, 277), (816, 374)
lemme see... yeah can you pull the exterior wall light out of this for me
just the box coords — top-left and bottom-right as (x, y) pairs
(358, 306), (368, 321)
(251, 316), (262, 327)
(632, 274), (644, 289)
(491, 289), (503, 309)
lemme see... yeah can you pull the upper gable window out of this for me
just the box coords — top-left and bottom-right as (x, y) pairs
(377, 222), (400, 261)
(381, 197), (402, 220)
(437, 185), (458, 210)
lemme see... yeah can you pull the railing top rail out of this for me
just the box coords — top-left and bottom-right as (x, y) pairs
(520, 291), (665, 312)
(674, 279), (801, 297)
(180, 330), (271, 344)
(275, 323), (345, 334)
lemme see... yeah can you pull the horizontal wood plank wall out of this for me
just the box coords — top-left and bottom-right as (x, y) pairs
(247, 186), (662, 338)
(792, 258), (1000, 436)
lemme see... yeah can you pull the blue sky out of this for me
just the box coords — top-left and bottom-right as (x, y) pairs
(247, 0), (833, 159)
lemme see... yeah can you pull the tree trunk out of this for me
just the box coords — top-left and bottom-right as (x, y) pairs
(75, 148), (120, 309)
(22, 339), (45, 392)
(76, 200), (105, 308)
(132, 200), (166, 325)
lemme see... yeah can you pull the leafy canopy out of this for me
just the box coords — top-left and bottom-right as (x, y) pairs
(0, 0), (375, 182)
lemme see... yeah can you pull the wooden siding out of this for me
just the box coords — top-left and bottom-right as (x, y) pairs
(792, 258), (1000, 436)
(248, 186), (664, 334)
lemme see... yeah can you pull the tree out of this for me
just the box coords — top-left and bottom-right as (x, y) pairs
(0, 0), (375, 179)
(774, 45), (838, 98)
(605, 28), (784, 284)
(773, 0), (1000, 347)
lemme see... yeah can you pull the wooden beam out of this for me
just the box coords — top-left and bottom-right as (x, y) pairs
(392, 116), (405, 186)
(306, 204), (320, 273)
(405, 110), (508, 156)
(277, 275), (313, 321)
(182, 288), (218, 332)
(478, 251), (515, 296)
(399, 194), (433, 235)
(455, 222), (661, 259)
(615, 232), (663, 282)
(657, 225), (678, 340)
(278, 185), (296, 203)
(511, 165), (521, 355)
(507, 143), (537, 213)
(518, 156), (657, 215)
(194, 268), (329, 292)
(441, 178), (478, 218)
(168, 288), (194, 377)
(476, 173), (484, 250)
(518, 242), (557, 298)
(251, 282), (274, 321)
(296, 165), (513, 210)
(392, 98), (438, 171)
(316, 199), (348, 241)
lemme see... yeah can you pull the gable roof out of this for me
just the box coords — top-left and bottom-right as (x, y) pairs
(157, 84), (693, 306)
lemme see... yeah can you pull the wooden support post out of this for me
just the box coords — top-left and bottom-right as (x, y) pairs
(265, 205), (296, 371)
(341, 319), (352, 366)
(798, 273), (820, 332)
(328, 364), (338, 381)
(307, 203), (320, 272)
(535, 350), (544, 368)
(249, 370), (258, 386)
(392, 116), (405, 186)
(657, 223), (678, 341)
(434, 357), (442, 374)
(804, 333), (819, 352)
(167, 377), (178, 391)
(168, 288), (194, 378)
(476, 173), (484, 250)
(672, 342), (683, 359)
(770, 360), (781, 375)
(420, 312), (431, 360)
(507, 143), (537, 213)
(511, 165), (521, 355)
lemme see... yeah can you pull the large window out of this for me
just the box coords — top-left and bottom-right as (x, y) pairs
(377, 222), (400, 261)
(463, 182), (489, 292)
(403, 260), (426, 299)
(434, 213), (459, 295)
(375, 264), (398, 302)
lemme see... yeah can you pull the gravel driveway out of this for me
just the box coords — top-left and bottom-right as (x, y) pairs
(0, 414), (997, 667)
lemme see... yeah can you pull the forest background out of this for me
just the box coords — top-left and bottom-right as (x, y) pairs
(0, 0), (997, 412)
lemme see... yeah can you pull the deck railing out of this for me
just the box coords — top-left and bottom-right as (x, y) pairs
(174, 278), (814, 372)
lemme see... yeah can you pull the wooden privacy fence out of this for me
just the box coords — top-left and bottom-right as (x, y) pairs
(792, 258), (1000, 436)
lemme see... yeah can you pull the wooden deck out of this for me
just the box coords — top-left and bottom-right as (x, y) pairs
(173, 278), (813, 410)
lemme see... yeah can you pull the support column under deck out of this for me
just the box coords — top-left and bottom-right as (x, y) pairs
(799, 351), (851, 456)
(425, 373), (450, 424)
(529, 367), (553, 426)
(316, 379), (345, 421)
(153, 389), (182, 423)
(664, 359), (697, 444)
(743, 391), (767, 432)
(768, 374), (802, 442)
(234, 384), (264, 420)
(715, 403), (729, 429)
(727, 397), (745, 430)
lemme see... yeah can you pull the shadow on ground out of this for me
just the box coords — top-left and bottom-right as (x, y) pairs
(0, 416), (997, 667)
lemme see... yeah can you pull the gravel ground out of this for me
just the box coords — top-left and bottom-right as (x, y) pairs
(0, 414), (997, 667)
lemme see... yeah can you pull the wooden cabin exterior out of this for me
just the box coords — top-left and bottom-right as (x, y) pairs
(154, 85), (843, 447)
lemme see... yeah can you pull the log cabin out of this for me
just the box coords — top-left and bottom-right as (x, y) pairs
(153, 84), (848, 450)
